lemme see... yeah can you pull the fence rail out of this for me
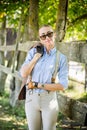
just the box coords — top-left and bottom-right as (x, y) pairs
(0, 40), (87, 82)
(0, 40), (87, 61)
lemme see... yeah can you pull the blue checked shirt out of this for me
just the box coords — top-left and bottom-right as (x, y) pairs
(20, 47), (68, 93)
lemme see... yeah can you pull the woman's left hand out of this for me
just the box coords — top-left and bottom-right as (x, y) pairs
(28, 81), (35, 89)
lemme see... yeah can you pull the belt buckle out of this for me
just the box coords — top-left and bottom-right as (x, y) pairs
(29, 90), (33, 95)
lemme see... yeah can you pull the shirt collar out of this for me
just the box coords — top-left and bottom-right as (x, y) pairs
(44, 47), (56, 55)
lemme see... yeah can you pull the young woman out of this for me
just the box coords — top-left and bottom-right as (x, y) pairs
(20, 25), (68, 130)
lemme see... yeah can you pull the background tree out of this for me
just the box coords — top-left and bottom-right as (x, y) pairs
(65, 0), (87, 41)
(56, 0), (68, 42)
(0, 16), (6, 94)
(28, 0), (39, 40)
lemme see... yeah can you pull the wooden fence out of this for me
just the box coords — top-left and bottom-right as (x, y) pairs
(0, 40), (87, 79)
(0, 40), (87, 125)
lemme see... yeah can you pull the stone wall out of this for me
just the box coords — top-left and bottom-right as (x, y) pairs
(57, 92), (87, 125)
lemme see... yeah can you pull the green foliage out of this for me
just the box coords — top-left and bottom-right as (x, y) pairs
(0, 0), (29, 13)
(0, 0), (29, 29)
(77, 92), (87, 103)
(0, 91), (27, 130)
(39, 0), (59, 28)
(65, 0), (87, 41)
(0, 0), (87, 41)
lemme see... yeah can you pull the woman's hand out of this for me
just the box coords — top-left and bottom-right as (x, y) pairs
(33, 53), (42, 62)
(28, 81), (35, 89)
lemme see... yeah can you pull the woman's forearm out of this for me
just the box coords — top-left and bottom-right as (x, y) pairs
(38, 83), (64, 91)
(20, 53), (42, 78)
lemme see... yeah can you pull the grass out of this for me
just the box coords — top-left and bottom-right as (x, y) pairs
(0, 91), (28, 130)
(0, 91), (63, 130)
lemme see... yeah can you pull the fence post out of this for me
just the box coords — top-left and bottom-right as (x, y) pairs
(85, 63), (87, 92)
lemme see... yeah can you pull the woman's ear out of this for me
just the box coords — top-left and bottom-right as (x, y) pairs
(53, 32), (56, 39)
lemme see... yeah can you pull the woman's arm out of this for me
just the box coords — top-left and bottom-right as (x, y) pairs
(20, 53), (42, 78)
(38, 83), (64, 91)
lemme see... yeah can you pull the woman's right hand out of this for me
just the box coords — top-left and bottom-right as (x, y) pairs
(33, 53), (42, 62)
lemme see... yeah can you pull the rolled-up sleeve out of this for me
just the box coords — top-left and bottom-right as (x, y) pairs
(58, 54), (68, 89)
(19, 48), (35, 76)
(22, 48), (35, 66)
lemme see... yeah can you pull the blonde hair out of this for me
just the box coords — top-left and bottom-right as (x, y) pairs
(39, 24), (53, 30)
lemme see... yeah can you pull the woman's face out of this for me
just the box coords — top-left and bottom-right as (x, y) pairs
(39, 26), (55, 51)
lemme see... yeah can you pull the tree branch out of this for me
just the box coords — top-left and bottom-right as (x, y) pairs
(67, 13), (87, 28)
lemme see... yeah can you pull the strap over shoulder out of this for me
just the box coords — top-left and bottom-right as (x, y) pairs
(51, 50), (60, 83)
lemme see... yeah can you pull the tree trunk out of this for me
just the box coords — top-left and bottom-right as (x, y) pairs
(9, 0), (39, 107)
(28, 0), (39, 40)
(56, 0), (68, 42)
(0, 16), (7, 95)
(85, 64), (87, 92)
